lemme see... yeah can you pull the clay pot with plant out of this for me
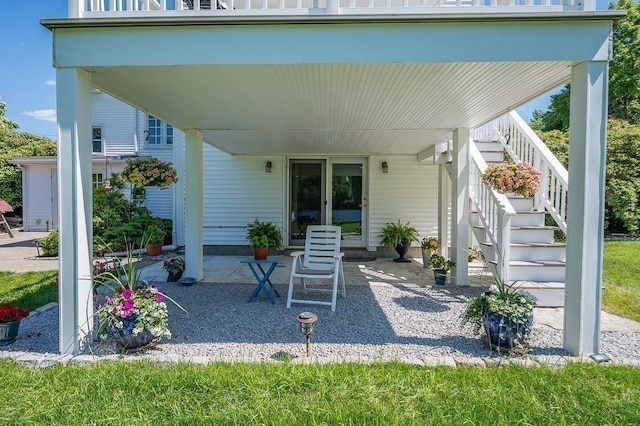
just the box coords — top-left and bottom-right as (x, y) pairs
(246, 219), (283, 260)
(145, 224), (165, 256)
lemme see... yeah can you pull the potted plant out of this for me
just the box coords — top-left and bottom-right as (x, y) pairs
(481, 161), (542, 197)
(378, 220), (420, 263)
(0, 304), (30, 346)
(246, 218), (283, 260)
(94, 238), (185, 351)
(163, 257), (185, 282)
(428, 254), (455, 285)
(121, 157), (178, 189)
(420, 237), (440, 268)
(461, 280), (537, 351)
(145, 224), (165, 256)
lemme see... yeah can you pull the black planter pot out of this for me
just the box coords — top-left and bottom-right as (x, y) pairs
(167, 270), (184, 282)
(0, 320), (21, 346)
(393, 239), (412, 263)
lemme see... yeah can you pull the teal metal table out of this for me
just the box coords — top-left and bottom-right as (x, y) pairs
(241, 256), (283, 304)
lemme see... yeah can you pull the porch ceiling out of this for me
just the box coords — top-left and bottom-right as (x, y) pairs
(91, 61), (571, 155)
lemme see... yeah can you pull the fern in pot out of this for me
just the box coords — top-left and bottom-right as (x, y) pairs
(378, 220), (420, 263)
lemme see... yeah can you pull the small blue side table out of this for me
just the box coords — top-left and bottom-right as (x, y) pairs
(241, 255), (283, 304)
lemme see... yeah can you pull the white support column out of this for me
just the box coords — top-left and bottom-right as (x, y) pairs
(437, 163), (450, 258)
(57, 68), (93, 355)
(564, 61), (608, 356)
(184, 129), (203, 280)
(173, 131), (185, 247)
(451, 129), (470, 285)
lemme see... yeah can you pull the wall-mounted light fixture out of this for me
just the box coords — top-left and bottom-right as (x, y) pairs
(381, 161), (389, 174)
(266, 161), (272, 173)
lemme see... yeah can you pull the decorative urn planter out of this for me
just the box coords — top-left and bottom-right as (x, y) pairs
(393, 240), (412, 263)
(482, 311), (533, 350)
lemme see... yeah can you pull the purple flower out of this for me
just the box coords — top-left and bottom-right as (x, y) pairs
(121, 288), (133, 299)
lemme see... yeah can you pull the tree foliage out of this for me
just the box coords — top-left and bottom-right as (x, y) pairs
(530, 85), (571, 132)
(610, 0), (640, 123)
(0, 98), (57, 208)
(537, 120), (640, 235)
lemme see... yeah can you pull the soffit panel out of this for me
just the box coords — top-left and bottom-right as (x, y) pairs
(90, 61), (571, 154)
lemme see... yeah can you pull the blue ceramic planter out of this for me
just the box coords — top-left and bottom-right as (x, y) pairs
(0, 320), (21, 346)
(482, 311), (533, 349)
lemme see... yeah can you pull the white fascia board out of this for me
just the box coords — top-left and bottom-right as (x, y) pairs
(47, 15), (616, 68)
(10, 156), (127, 166)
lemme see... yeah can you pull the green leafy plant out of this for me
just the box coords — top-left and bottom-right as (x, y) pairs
(246, 219), (283, 250)
(145, 224), (165, 244)
(428, 254), (455, 271)
(38, 228), (59, 257)
(163, 257), (185, 274)
(461, 279), (537, 349)
(378, 220), (419, 248)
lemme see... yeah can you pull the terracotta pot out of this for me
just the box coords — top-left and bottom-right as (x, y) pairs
(253, 246), (268, 260)
(146, 242), (163, 256)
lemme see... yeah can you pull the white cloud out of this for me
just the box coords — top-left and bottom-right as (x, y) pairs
(45, 80), (56, 86)
(22, 109), (57, 123)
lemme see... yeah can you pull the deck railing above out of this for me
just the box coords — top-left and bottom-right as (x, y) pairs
(72, 0), (588, 18)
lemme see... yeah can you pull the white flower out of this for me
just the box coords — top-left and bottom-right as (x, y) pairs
(489, 284), (499, 294)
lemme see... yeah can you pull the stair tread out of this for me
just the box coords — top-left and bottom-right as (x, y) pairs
(510, 281), (566, 289)
(480, 242), (565, 248)
(472, 225), (559, 231)
(489, 260), (565, 266)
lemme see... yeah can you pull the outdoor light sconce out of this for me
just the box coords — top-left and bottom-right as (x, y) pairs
(103, 179), (111, 190)
(381, 161), (389, 174)
(265, 161), (272, 173)
(296, 311), (318, 357)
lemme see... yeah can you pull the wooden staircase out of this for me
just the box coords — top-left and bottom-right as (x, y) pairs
(471, 139), (566, 307)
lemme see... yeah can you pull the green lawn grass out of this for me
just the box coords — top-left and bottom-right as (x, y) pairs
(603, 241), (640, 322)
(0, 270), (58, 311)
(0, 361), (638, 425)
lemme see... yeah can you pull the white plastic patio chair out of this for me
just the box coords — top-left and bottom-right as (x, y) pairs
(286, 225), (346, 312)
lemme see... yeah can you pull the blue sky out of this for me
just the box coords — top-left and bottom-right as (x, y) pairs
(0, 0), (611, 141)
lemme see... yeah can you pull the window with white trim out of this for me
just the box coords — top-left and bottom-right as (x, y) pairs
(92, 173), (104, 188)
(92, 127), (103, 153)
(147, 116), (173, 145)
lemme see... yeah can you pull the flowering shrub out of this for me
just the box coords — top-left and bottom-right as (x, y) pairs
(481, 162), (542, 197)
(421, 237), (440, 251)
(163, 257), (185, 274)
(0, 304), (30, 323)
(97, 285), (171, 341)
(121, 157), (178, 189)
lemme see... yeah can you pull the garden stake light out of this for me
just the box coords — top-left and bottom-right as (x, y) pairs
(296, 312), (317, 357)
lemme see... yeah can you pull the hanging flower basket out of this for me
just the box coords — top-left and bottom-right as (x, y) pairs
(482, 162), (541, 197)
(121, 157), (178, 189)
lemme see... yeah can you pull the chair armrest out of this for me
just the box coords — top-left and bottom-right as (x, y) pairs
(290, 251), (305, 258)
(335, 252), (345, 259)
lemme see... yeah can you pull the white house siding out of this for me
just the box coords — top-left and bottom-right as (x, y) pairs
(145, 146), (176, 220)
(91, 92), (137, 156)
(23, 164), (56, 231)
(368, 156), (439, 250)
(202, 146), (285, 246)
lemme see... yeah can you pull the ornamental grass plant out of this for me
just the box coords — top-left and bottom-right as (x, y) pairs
(482, 161), (542, 197)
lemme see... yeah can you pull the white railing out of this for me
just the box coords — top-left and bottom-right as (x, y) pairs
(469, 140), (516, 283)
(71, 0), (584, 17)
(487, 111), (568, 234)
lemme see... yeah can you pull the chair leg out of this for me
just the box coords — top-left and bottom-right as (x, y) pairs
(339, 260), (346, 298)
(286, 261), (297, 309)
(330, 273), (339, 312)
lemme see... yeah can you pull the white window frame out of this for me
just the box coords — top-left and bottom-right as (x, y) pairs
(92, 126), (103, 154)
(147, 115), (173, 145)
(92, 173), (104, 188)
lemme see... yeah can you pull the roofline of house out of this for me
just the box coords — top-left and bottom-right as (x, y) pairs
(10, 156), (128, 166)
(41, 10), (626, 30)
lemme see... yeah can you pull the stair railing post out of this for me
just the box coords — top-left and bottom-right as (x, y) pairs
(497, 211), (511, 284)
